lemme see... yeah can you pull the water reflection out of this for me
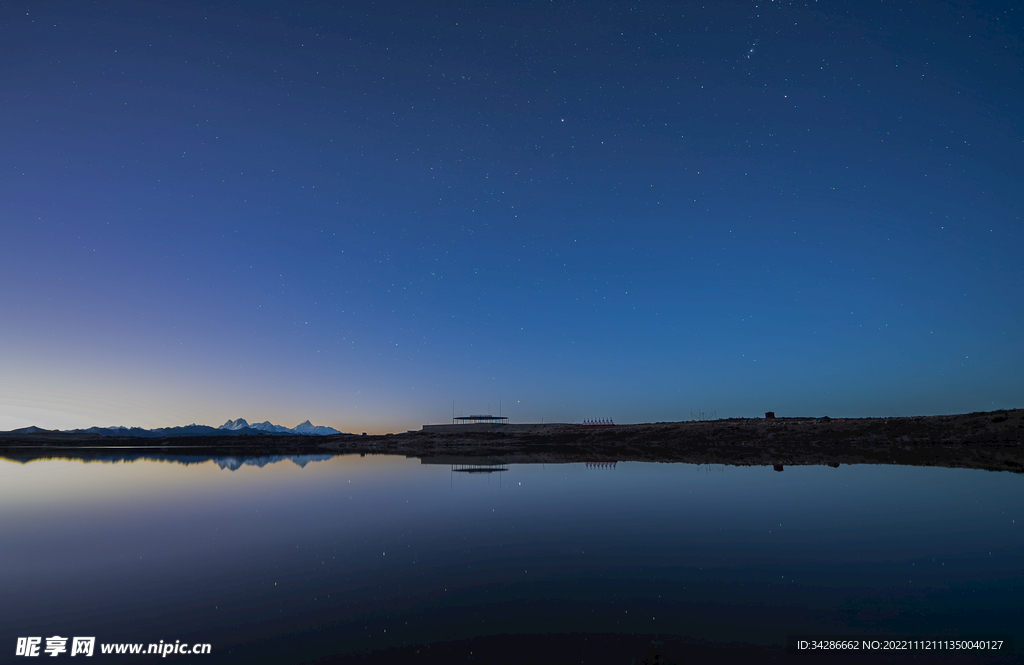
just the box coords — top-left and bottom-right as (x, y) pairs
(450, 464), (509, 474)
(0, 455), (1020, 663)
(210, 455), (333, 470)
(0, 452), (335, 470)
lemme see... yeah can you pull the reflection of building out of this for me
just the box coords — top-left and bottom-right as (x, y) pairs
(453, 415), (509, 425)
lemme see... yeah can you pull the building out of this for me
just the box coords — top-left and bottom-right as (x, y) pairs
(453, 415), (509, 425)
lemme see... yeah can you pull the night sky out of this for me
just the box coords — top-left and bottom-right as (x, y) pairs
(2, 1), (1021, 433)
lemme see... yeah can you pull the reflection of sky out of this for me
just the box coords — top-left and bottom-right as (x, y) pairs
(1, 457), (1021, 661)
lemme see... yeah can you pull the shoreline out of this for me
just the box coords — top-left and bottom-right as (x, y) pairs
(2, 409), (1021, 473)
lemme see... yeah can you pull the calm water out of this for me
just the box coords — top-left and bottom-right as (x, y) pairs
(1, 455), (1021, 663)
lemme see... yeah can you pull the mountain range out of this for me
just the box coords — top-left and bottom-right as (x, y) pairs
(219, 418), (340, 435)
(5, 420), (342, 437)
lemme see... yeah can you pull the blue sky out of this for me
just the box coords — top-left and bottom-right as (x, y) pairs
(1, 0), (1021, 432)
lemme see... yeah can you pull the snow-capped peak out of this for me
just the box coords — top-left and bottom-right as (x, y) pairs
(218, 418), (341, 435)
(294, 420), (341, 435)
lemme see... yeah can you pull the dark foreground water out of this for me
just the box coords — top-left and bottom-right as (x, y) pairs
(1, 455), (1021, 664)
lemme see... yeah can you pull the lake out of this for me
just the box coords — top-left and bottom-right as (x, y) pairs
(2, 454), (1020, 663)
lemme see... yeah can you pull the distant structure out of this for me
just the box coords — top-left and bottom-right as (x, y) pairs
(584, 461), (618, 469)
(580, 418), (615, 427)
(765, 412), (776, 419)
(422, 416), (568, 433)
(453, 415), (508, 425)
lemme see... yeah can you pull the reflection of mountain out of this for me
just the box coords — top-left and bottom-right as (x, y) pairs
(0, 451), (336, 469)
(213, 455), (335, 470)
